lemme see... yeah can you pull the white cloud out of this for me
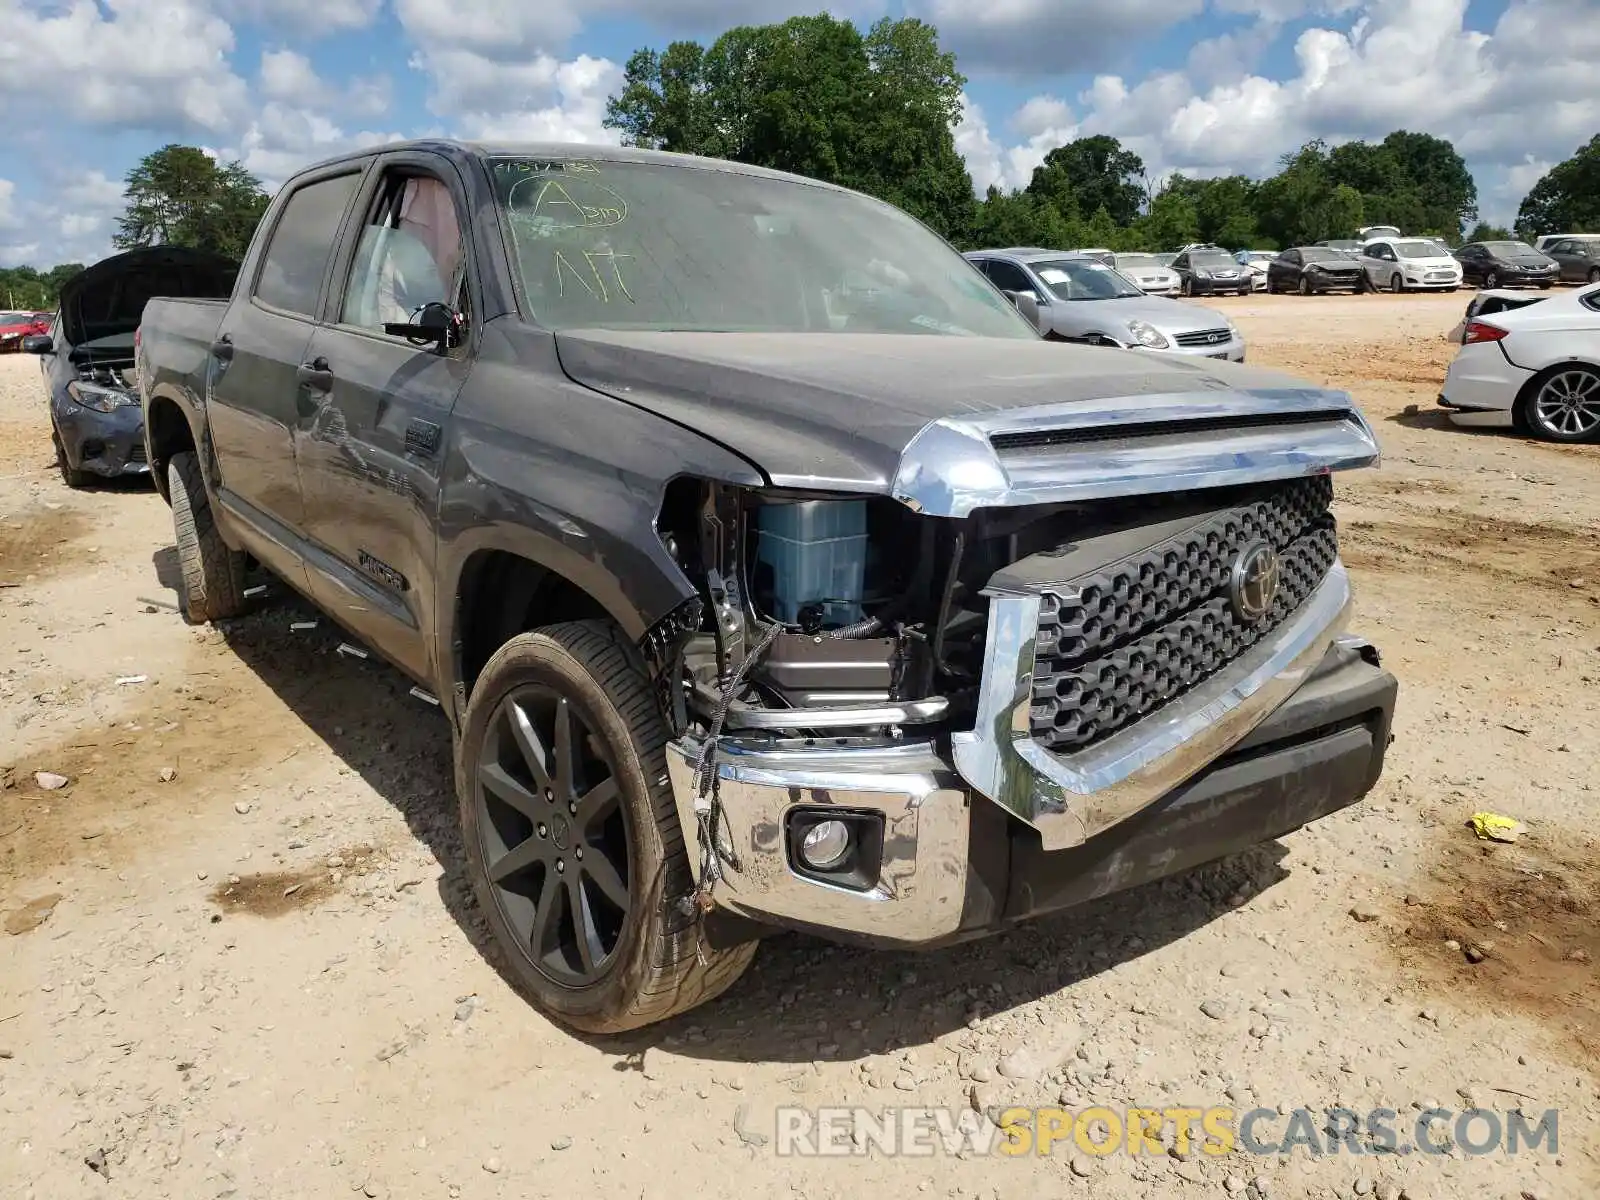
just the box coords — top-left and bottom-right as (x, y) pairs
(220, 0), (381, 32)
(0, 171), (127, 267)
(454, 56), (625, 146)
(259, 49), (390, 118)
(910, 0), (1205, 73)
(964, 0), (1600, 226)
(0, 0), (250, 133)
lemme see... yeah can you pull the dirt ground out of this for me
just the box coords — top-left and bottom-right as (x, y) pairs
(2, 291), (1597, 1200)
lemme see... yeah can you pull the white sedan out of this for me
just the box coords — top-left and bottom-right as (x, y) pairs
(1360, 238), (1462, 292)
(1234, 250), (1276, 291)
(1438, 282), (1600, 442)
(1110, 253), (1180, 295)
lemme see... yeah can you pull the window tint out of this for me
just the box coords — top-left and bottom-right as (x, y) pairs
(985, 260), (1035, 295)
(341, 173), (465, 332)
(255, 172), (362, 316)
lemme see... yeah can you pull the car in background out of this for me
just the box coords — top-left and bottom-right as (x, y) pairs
(1357, 225), (1403, 243)
(965, 248), (1244, 360)
(1453, 240), (1558, 290)
(1111, 252), (1180, 295)
(1359, 238), (1462, 292)
(1170, 247), (1251, 296)
(1074, 247), (1116, 266)
(1438, 282), (1600, 442)
(1152, 252), (1177, 268)
(0, 310), (50, 352)
(1543, 235), (1600, 285)
(1233, 250), (1276, 291)
(1265, 246), (1366, 294)
(24, 247), (236, 487)
(1532, 233), (1597, 254)
(1314, 239), (1367, 258)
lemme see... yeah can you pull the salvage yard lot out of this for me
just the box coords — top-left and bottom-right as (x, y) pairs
(2, 290), (1597, 1200)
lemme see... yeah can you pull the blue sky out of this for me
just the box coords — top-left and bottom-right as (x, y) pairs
(0, 0), (1594, 267)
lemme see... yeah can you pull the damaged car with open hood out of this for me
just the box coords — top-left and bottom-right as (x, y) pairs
(25, 247), (236, 487)
(135, 141), (1399, 1033)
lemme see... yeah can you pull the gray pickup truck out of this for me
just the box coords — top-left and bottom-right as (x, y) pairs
(136, 140), (1398, 1033)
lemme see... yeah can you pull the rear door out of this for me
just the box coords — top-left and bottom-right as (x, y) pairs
(207, 164), (367, 559)
(294, 151), (475, 683)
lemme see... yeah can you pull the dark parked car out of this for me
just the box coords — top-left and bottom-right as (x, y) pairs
(24, 248), (236, 486)
(136, 139), (1396, 1033)
(1543, 236), (1600, 285)
(1453, 240), (1558, 289)
(1170, 247), (1251, 296)
(1266, 246), (1366, 294)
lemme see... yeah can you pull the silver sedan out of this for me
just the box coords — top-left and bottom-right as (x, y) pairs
(965, 249), (1245, 361)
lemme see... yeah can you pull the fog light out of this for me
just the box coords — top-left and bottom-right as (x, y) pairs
(799, 819), (852, 870)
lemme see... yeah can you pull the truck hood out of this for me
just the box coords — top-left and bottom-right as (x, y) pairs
(554, 330), (1374, 501)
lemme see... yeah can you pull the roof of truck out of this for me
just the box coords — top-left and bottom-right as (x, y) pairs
(291, 138), (860, 194)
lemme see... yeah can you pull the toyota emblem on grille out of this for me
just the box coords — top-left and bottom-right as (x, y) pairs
(1230, 541), (1281, 623)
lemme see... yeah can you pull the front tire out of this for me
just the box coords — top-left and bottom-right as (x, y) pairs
(52, 428), (91, 488)
(168, 450), (246, 624)
(1390, 274), (1405, 294)
(459, 621), (757, 1033)
(1485, 271), (1501, 290)
(1588, 267), (1600, 285)
(1298, 275), (1313, 296)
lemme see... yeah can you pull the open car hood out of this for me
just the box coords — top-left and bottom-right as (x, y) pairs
(57, 247), (238, 349)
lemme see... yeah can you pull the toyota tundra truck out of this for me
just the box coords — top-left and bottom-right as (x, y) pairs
(136, 140), (1398, 1033)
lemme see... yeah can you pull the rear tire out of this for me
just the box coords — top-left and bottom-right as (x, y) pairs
(168, 450), (246, 624)
(459, 621), (757, 1033)
(1516, 365), (1600, 443)
(52, 428), (91, 489)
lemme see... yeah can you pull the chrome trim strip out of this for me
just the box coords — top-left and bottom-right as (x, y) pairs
(664, 736), (970, 943)
(716, 695), (949, 730)
(952, 561), (1354, 851)
(892, 389), (1380, 517)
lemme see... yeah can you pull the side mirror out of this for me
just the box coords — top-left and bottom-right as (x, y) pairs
(1008, 291), (1044, 332)
(384, 301), (463, 355)
(21, 335), (52, 354)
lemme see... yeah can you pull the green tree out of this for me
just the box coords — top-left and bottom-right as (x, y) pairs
(1464, 221), (1514, 243)
(1380, 130), (1477, 234)
(1515, 134), (1600, 235)
(114, 144), (270, 260)
(1134, 185), (1201, 250)
(603, 16), (974, 239)
(1255, 142), (1365, 246)
(1026, 135), (1146, 228)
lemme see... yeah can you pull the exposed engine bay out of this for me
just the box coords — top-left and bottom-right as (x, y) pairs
(655, 475), (1327, 745)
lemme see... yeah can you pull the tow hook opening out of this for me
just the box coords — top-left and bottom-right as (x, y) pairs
(785, 808), (885, 891)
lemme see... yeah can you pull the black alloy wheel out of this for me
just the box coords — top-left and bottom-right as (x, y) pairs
(475, 682), (632, 987)
(1298, 274), (1313, 296)
(1485, 270), (1501, 289)
(1588, 267), (1600, 285)
(458, 621), (757, 1032)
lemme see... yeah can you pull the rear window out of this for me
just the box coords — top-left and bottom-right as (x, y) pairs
(255, 172), (362, 316)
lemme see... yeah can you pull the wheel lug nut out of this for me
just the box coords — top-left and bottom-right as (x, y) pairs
(568, 802), (577, 815)
(537, 823), (547, 838)
(575, 847), (584, 860)
(544, 788), (554, 801)
(556, 859), (565, 874)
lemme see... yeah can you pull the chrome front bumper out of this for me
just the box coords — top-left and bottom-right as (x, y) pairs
(665, 737), (972, 944)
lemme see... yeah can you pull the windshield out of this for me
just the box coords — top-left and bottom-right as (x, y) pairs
(1029, 259), (1144, 301)
(491, 157), (1032, 337)
(1190, 251), (1235, 268)
(1301, 248), (1343, 263)
(1395, 240), (1449, 259)
(1115, 254), (1162, 269)
(1486, 241), (1538, 255)
(0, 312), (32, 324)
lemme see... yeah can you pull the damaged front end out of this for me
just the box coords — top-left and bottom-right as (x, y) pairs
(649, 390), (1388, 946)
(53, 359), (149, 478)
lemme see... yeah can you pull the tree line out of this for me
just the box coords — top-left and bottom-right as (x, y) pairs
(5, 14), (1598, 300)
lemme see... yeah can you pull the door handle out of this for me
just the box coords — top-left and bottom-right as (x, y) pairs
(211, 335), (234, 362)
(296, 357), (333, 391)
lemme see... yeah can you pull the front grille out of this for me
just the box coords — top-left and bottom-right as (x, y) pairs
(1030, 476), (1337, 755)
(1173, 327), (1232, 348)
(127, 443), (147, 463)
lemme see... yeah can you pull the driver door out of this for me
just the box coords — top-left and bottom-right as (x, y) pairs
(294, 152), (476, 682)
